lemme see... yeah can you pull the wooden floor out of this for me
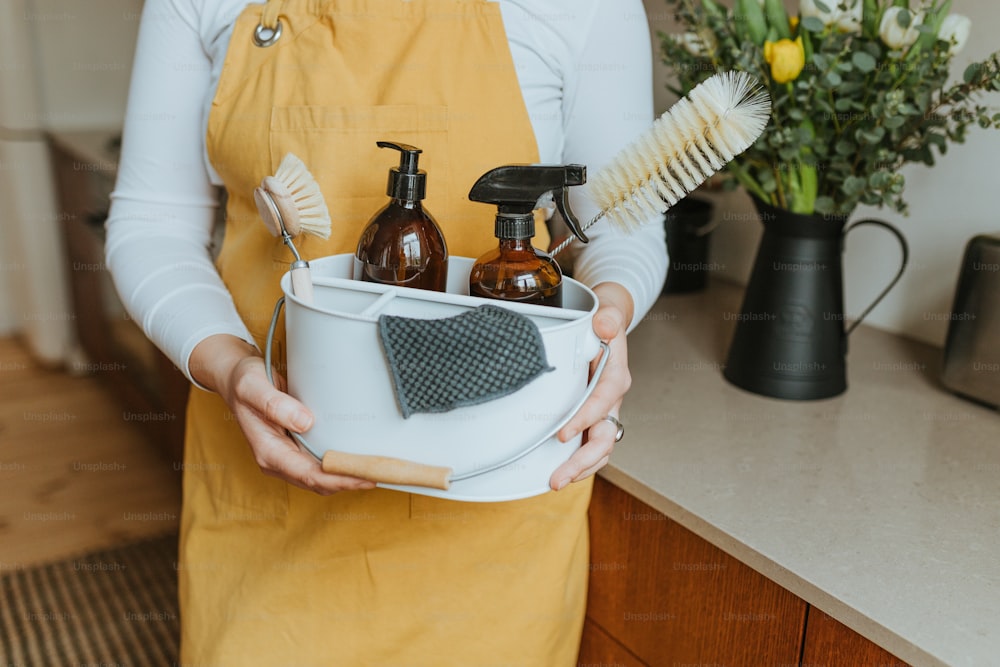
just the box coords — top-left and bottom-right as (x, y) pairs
(0, 337), (182, 568)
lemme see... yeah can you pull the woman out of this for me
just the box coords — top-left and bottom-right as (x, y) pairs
(106, 0), (668, 663)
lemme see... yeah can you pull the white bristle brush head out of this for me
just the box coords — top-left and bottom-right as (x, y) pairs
(258, 153), (332, 240)
(590, 71), (771, 230)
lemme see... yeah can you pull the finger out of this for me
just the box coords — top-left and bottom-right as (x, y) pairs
(570, 457), (611, 485)
(550, 418), (618, 490)
(559, 346), (629, 442)
(558, 301), (630, 442)
(234, 360), (314, 433)
(235, 407), (376, 494)
(259, 440), (378, 495)
(591, 303), (626, 341)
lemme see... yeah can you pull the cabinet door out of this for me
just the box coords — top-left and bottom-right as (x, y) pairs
(577, 618), (647, 667)
(801, 608), (911, 667)
(587, 477), (806, 667)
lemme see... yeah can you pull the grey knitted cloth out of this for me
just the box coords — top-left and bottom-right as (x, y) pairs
(377, 305), (554, 418)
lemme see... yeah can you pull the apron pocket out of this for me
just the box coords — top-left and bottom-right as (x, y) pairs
(268, 104), (452, 258)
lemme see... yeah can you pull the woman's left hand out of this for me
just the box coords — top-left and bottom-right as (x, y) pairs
(550, 282), (634, 491)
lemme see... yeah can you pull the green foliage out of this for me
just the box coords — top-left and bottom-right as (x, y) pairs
(660, 0), (1000, 216)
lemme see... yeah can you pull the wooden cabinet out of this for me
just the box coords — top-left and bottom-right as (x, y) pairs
(48, 132), (189, 466)
(801, 608), (911, 667)
(577, 619), (645, 667)
(581, 477), (912, 667)
(583, 477), (806, 666)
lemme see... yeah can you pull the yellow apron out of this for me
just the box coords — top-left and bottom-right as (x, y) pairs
(179, 1), (592, 664)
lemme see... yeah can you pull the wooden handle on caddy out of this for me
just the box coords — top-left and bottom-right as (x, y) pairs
(322, 451), (452, 491)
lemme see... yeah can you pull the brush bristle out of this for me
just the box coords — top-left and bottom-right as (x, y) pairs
(590, 71), (771, 230)
(273, 153), (333, 240)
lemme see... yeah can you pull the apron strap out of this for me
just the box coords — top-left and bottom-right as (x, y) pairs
(253, 0), (285, 47)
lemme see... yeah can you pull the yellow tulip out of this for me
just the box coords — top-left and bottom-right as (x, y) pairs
(764, 37), (805, 84)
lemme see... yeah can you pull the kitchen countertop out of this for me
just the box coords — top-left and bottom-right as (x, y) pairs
(605, 280), (1000, 667)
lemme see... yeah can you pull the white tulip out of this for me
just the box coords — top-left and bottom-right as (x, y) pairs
(800, 0), (863, 33)
(938, 14), (971, 54)
(672, 31), (717, 58)
(879, 7), (923, 50)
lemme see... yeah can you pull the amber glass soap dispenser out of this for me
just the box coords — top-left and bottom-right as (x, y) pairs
(468, 164), (589, 307)
(354, 141), (448, 291)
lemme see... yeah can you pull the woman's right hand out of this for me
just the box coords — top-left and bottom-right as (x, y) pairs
(189, 334), (377, 495)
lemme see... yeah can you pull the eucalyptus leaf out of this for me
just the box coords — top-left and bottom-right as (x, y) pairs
(838, 82), (865, 95)
(884, 116), (906, 129)
(835, 140), (855, 156)
(814, 197), (835, 215)
(857, 126), (886, 144)
(802, 16), (826, 33)
(842, 176), (867, 196)
(868, 171), (891, 188)
(852, 52), (877, 73)
(835, 98), (855, 112)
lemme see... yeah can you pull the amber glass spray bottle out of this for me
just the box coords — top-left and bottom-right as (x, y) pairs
(467, 165), (589, 307)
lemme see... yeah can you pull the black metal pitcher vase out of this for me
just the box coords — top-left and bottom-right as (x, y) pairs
(723, 196), (909, 400)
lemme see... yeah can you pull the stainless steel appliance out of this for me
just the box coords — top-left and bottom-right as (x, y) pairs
(942, 233), (1000, 409)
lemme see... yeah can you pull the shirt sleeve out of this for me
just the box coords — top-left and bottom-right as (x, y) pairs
(561, 0), (669, 332)
(104, 0), (254, 387)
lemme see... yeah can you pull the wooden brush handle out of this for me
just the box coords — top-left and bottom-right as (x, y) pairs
(289, 264), (314, 304)
(322, 451), (452, 490)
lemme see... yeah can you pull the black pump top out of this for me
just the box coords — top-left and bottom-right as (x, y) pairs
(378, 140), (426, 201)
(468, 164), (589, 242)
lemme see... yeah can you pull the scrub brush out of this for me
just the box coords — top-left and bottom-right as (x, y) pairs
(257, 153), (332, 239)
(254, 152), (333, 303)
(551, 71), (771, 257)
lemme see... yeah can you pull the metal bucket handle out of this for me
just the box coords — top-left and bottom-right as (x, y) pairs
(264, 296), (611, 491)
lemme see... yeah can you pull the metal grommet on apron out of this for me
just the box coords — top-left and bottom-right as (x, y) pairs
(252, 0), (283, 47)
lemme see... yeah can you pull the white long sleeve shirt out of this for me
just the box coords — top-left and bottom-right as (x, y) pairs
(105, 0), (669, 383)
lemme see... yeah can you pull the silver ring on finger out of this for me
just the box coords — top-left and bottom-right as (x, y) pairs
(602, 414), (624, 442)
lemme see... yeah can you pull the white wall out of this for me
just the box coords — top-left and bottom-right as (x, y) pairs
(27, 0), (142, 131)
(0, 0), (140, 344)
(643, 0), (1000, 347)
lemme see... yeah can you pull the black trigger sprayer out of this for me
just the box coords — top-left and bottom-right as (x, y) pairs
(467, 164), (587, 307)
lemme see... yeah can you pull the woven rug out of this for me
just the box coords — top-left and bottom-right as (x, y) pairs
(0, 532), (179, 667)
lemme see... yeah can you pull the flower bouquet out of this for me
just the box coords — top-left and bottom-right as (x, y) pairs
(661, 0), (1000, 217)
